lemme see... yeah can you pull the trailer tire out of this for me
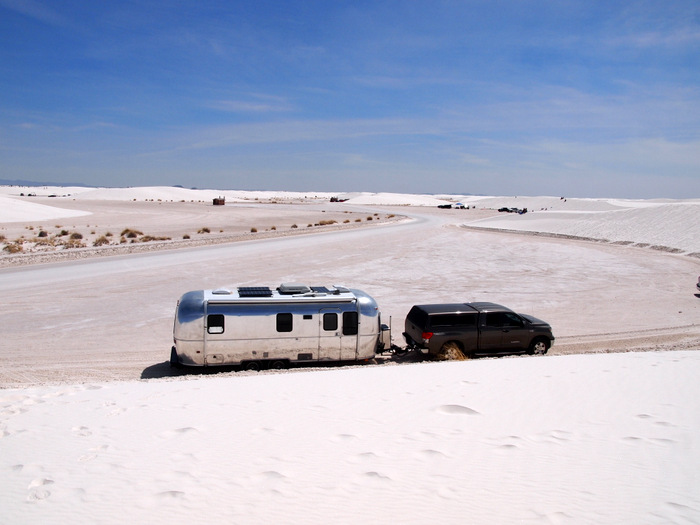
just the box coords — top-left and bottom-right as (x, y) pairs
(169, 346), (180, 368)
(244, 361), (261, 371)
(269, 360), (288, 370)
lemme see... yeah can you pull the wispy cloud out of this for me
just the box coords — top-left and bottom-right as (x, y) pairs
(209, 94), (295, 113)
(0, 0), (71, 28)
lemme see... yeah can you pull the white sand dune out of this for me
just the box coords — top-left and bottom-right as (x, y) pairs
(2, 352), (699, 524)
(1, 185), (699, 523)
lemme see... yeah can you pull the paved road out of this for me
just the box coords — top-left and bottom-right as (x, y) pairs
(2, 206), (699, 387)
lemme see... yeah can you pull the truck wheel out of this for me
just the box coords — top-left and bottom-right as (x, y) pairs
(244, 361), (261, 371)
(439, 341), (468, 361)
(528, 339), (549, 355)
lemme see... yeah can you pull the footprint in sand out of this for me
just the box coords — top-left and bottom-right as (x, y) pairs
(71, 426), (92, 437)
(27, 478), (53, 502)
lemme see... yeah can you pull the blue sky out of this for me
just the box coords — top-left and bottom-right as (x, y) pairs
(1, 1), (698, 197)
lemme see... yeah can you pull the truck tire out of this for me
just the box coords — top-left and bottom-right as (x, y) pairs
(528, 338), (549, 355)
(439, 341), (468, 361)
(244, 361), (261, 371)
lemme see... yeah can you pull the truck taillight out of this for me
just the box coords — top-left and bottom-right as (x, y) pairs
(422, 332), (433, 341)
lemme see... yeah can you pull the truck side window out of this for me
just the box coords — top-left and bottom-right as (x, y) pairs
(342, 311), (358, 335)
(485, 313), (501, 327)
(503, 312), (523, 327)
(277, 313), (293, 332)
(323, 313), (338, 331)
(207, 314), (225, 334)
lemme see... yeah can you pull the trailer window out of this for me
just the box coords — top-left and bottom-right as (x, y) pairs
(323, 313), (338, 331)
(342, 311), (358, 335)
(277, 313), (293, 332)
(207, 314), (225, 334)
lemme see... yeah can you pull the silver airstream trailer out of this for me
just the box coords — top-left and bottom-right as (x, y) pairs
(171, 284), (390, 370)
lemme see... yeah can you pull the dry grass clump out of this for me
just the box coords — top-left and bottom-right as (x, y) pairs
(183, 234), (190, 239)
(291, 224), (298, 229)
(63, 238), (86, 249)
(318, 220), (337, 226)
(197, 227), (210, 234)
(139, 235), (171, 242)
(120, 228), (143, 238)
(251, 227), (258, 233)
(3, 241), (23, 254)
(93, 236), (111, 247)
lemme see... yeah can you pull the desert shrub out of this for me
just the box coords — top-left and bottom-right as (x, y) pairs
(0, 234), (5, 242)
(250, 227), (257, 233)
(271, 226), (276, 231)
(198, 227), (210, 234)
(121, 228), (143, 238)
(105, 232), (113, 237)
(58, 229), (69, 236)
(70, 232), (83, 240)
(319, 220), (337, 226)
(3, 242), (23, 254)
(37, 230), (48, 238)
(63, 238), (85, 249)
(343, 219), (350, 223)
(355, 219), (361, 222)
(34, 236), (55, 246)
(93, 236), (110, 247)
(366, 216), (373, 221)
(388, 214), (395, 218)
(183, 234), (190, 239)
(291, 224), (298, 228)
(142, 235), (171, 242)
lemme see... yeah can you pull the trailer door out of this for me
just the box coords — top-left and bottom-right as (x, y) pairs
(319, 308), (342, 361)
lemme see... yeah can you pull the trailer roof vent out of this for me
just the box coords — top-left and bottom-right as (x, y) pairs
(212, 288), (232, 295)
(238, 286), (273, 297)
(278, 283), (311, 295)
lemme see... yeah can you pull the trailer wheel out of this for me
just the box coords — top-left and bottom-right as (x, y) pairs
(169, 346), (180, 368)
(269, 360), (288, 370)
(244, 361), (261, 371)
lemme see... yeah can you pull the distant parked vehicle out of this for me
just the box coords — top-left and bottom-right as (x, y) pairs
(403, 302), (554, 358)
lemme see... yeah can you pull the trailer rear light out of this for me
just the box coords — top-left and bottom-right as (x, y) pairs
(422, 332), (433, 341)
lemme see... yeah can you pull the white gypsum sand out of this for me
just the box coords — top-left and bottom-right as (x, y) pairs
(1, 186), (699, 523)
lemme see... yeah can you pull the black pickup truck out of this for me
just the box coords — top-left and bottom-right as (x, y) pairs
(403, 302), (554, 358)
